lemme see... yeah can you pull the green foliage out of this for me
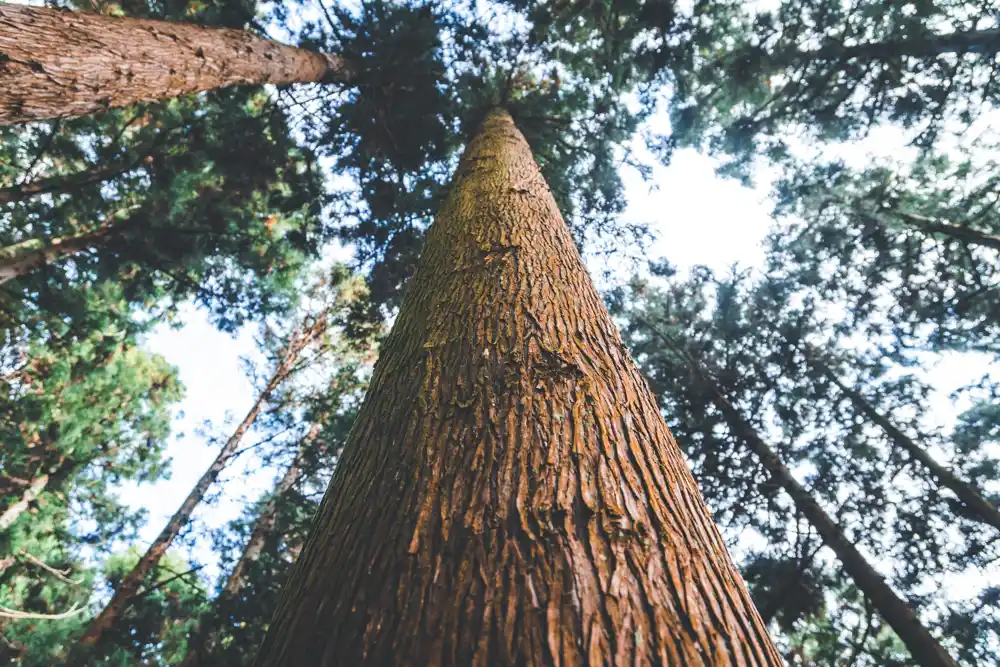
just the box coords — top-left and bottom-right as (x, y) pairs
(614, 265), (1000, 664)
(768, 147), (1000, 356)
(96, 550), (205, 666)
(664, 0), (1000, 178)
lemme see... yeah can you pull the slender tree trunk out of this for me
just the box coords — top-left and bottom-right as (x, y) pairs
(0, 3), (352, 126)
(0, 224), (122, 285)
(0, 159), (139, 205)
(72, 313), (326, 658)
(655, 333), (960, 667)
(769, 26), (1000, 68)
(896, 211), (1000, 252)
(0, 460), (62, 532)
(254, 108), (782, 667)
(813, 356), (1000, 532)
(180, 423), (321, 667)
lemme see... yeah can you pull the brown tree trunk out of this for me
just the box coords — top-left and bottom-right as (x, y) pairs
(0, 3), (352, 126)
(654, 334), (960, 667)
(0, 159), (139, 205)
(254, 108), (782, 667)
(180, 423), (320, 667)
(72, 313), (327, 658)
(0, 224), (123, 285)
(813, 356), (1000, 532)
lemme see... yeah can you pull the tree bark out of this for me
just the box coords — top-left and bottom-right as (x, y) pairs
(254, 108), (782, 667)
(0, 3), (352, 126)
(813, 356), (1000, 532)
(656, 335), (960, 667)
(72, 313), (327, 658)
(179, 422), (320, 667)
(0, 224), (123, 285)
(0, 158), (139, 205)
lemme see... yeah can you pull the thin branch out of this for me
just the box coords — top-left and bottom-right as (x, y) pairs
(18, 550), (82, 586)
(133, 565), (206, 602)
(0, 604), (85, 620)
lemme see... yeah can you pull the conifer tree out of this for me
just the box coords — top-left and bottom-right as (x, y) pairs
(256, 108), (782, 667)
(71, 278), (343, 659)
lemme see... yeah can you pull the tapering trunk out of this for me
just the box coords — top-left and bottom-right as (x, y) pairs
(0, 159), (139, 205)
(0, 3), (352, 126)
(677, 353), (959, 667)
(814, 357), (1000, 532)
(255, 108), (782, 667)
(896, 211), (1000, 252)
(180, 423), (319, 667)
(73, 314), (326, 658)
(0, 225), (122, 285)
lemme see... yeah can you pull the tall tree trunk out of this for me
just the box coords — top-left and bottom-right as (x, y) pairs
(653, 331), (960, 667)
(0, 3), (352, 126)
(0, 224), (123, 285)
(180, 422), (321, 667)
(896, 211), (1000, 252)
(812, 355), (1000, 532)
(0, 158), (140, 205)
(72, 313), (326, 658)
(254, 108), (782, 667)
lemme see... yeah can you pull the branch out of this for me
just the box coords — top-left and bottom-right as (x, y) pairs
(0, 604), (85, 620)
(18, 550), (82, 586)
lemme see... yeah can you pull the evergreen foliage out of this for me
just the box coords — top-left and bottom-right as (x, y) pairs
(1, 0), (998, 663)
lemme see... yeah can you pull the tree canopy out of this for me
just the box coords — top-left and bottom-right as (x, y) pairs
(0, 0), (998, 664)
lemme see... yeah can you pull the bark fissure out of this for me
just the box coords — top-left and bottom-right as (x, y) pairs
(0, 3), (351, 125)
(254, 108), (782, 667)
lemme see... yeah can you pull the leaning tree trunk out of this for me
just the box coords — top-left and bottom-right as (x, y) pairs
(812, 356), (1000, 532)
(0, 158), (140, 205)
(896, 211), (1000, 253)
(0, 456), (71, 533)
(0, 3), (352, 126)
(660, 340), (960, 667)
(180, 422), (321, 667)
(73, 313), (326, 658)
(254, 108), (782, 667)
(0, 223), (124, 285)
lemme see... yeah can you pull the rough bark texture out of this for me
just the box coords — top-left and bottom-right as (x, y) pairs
(73, 314), (326, 658)
(815, 357), (1000, 533)
(180, 423), (319, 667)
(694, 369), (960, 667)
(0, 224), (121, 285)
(0, 3), (351, 126)
(255, 108), (782, 667)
